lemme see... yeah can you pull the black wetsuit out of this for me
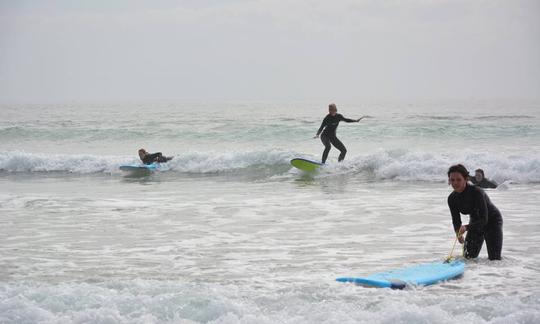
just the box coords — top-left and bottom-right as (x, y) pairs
(142, 152), (168, 165)
(469, 176), (498, 189)
(447, 184), (503, 260)
(316, 113), (357, 163)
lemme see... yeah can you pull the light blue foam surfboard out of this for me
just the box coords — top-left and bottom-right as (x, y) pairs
(336, 260), (465, 289)
(119, 163), (159, 172)
(290, 158), (323, 172)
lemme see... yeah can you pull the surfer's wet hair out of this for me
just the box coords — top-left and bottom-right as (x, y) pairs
(475, 169), (485, 177)
(447, 164), (469, 179)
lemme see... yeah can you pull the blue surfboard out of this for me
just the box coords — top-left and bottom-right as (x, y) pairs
(290, 158), (323, 172)
(336, 260), (465, 289)
(119, 163), (159, 172)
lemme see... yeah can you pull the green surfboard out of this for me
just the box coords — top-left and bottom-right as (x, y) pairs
(290, 158), (323, 172)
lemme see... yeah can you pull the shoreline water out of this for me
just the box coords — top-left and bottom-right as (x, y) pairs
(1, 102), (540, 323)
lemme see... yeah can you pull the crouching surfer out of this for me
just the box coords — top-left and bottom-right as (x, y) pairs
(138, 148), (173, 165)
(447, 164), (503, 260)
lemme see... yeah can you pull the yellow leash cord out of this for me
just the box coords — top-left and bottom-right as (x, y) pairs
(445, 234), (459, 262)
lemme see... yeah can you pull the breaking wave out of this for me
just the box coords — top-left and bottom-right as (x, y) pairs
(0, 150), (538, 183)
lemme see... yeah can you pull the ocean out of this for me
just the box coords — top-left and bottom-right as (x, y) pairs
(1, 100), (539, 323)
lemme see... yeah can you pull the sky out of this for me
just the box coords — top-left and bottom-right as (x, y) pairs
(0, 0), (539, 103)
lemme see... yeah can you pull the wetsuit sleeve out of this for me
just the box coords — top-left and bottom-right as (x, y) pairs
(468, 174), (477, 184)
(485, 179), (498, 189)
(447, 195), (462, 233)
(316, 116), (329, 135)
(339, 114), (357, 123)
(468, 189), (489, 231)
(142, 155), (153, 164)
(143, 152), (162, 164)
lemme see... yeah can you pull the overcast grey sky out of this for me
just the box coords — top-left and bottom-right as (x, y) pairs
(1, 0), (539, 103)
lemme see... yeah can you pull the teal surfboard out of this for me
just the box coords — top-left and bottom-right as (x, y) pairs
(290, 158), (323, 172)
(119, 163), (159, 172)
(336, 260), (465, 289)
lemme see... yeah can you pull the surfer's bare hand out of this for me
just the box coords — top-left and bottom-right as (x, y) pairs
(456, 225), (467, 244)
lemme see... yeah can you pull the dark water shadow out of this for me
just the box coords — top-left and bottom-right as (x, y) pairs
(120, 170), (160, 184)
(292, 171), (353, 194)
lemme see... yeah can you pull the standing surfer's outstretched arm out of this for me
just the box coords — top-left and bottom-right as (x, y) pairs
(341, 115), (365, 123)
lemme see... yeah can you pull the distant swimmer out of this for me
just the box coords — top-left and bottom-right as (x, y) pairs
(314, 103), (365, 164)
(138, 148), (173, 165)
(469, 168), (498, 189)
(447, 164), (503, 260)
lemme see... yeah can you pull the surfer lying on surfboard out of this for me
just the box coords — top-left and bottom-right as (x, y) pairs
(138, 148), (173, 165)
(314, 103), (365, 164)
(469, 168), (498, 189)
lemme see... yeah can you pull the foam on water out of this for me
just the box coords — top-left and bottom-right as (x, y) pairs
(0, 151), (127, 174)
(1, 149), (538, 183)
(2, 174), (539, 322)
(1, 101), (539, 323)
(1, 280), (539, 324)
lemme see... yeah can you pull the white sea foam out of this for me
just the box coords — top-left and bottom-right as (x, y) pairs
(1, 281), (538, 324)
(165, 150), (294, 173)
(1, 150), (538, 183)
(0, 151), (127, 174)
(2, 102), (539, 323)
(349, 149), (540, 183)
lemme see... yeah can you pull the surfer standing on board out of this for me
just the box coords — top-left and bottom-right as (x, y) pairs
(447, 164), (503, 260)
(314, 103), (365, 164)
(138, 148), (173, 165)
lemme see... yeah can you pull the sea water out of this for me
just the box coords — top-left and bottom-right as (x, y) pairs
(1, 101), (539, 323)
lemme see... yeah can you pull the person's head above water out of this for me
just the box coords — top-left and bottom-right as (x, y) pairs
(328, 103), (337, 116)
(138, 148), (147, 160)
(448, 164), (469, 193)
(474, 169), (485, 182)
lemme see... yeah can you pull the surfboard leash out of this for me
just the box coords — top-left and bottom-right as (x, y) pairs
(445, 234), (459, 263)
